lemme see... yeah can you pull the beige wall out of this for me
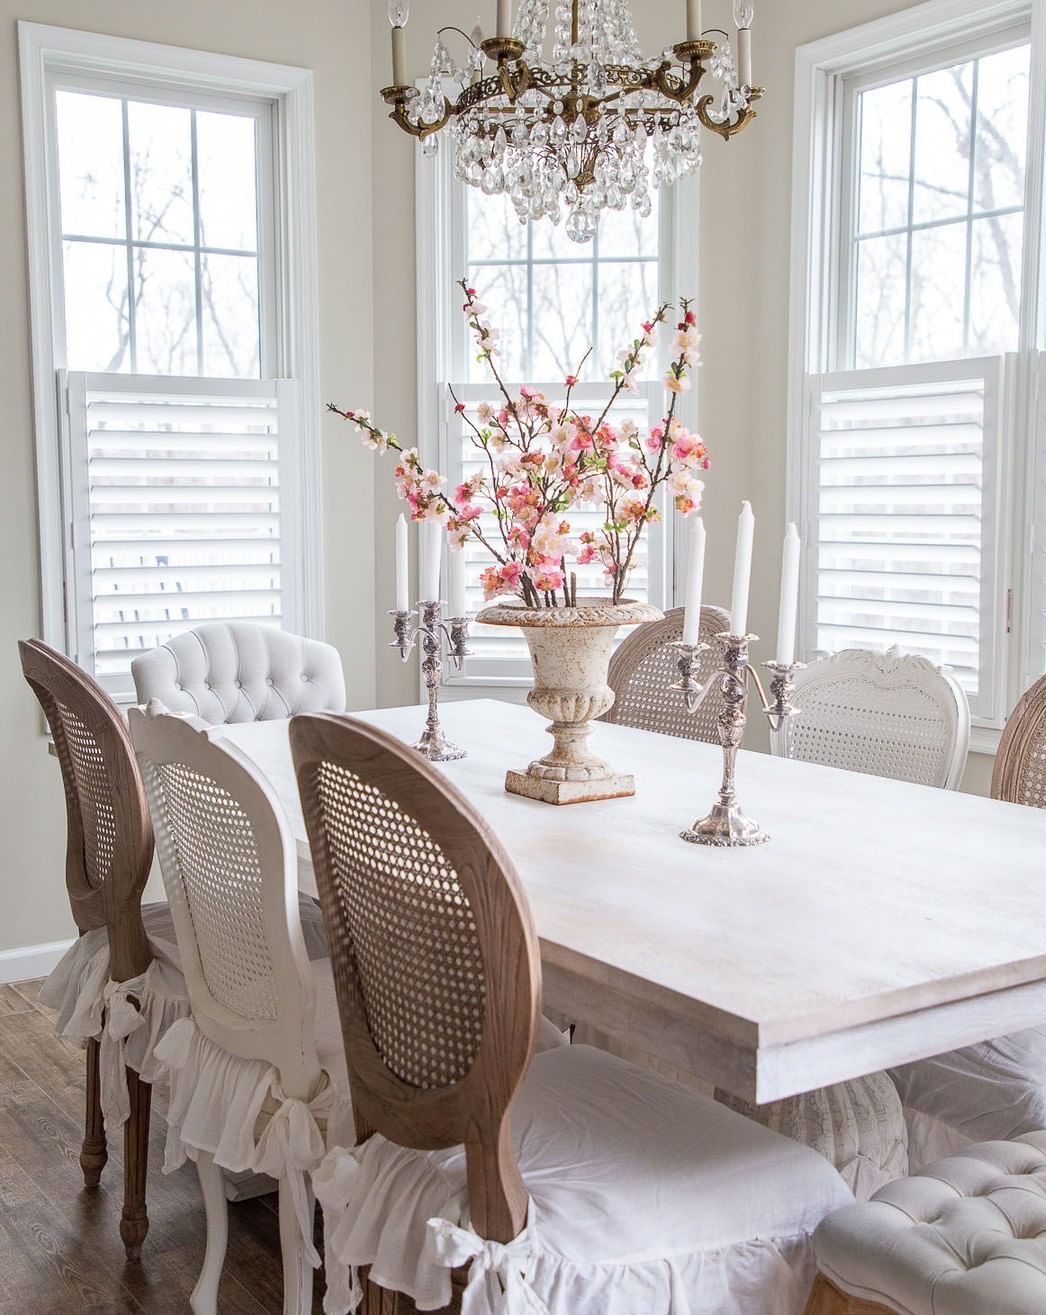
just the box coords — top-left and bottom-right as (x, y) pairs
(0, 0), (376, 956)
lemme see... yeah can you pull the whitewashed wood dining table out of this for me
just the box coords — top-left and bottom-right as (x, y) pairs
(215, 699), (1046, 1107)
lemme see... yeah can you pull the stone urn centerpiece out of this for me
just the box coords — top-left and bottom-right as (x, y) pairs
(333, 279), (708, 803)
(478, 598), (663, 804)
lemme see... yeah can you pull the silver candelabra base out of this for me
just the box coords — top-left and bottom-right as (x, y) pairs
(391, 601), (472, 762)
(670, 632), (804, 847)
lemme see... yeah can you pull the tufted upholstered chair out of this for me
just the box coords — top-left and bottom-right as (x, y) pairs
(769, 647), (970, 790)
(602, 604), (730, 743)
(806, 1134), (1046, 1314)
(131, 622), (346, 725)
(887, 674), (1046, 1172)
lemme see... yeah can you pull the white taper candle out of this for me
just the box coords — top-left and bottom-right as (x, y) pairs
(391, 24), (407, 85)
(776, 523), (801, 666)
(422, 521), (443, 603)
(395, 514), (409, 612)
(681, 517), (706, 646)
(729, 501), (755, 637)
(738, 27), (753, 88)
(686, 0), (703, 40)
(497, 0), (511, 37)
(449, 547), (467, 619)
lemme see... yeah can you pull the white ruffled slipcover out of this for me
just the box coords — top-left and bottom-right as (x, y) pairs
(39, 897), (331, 1129)
(314, 1044), (854, 1315)
(39, 902), (189, 1126)
(153, 958), (355, 1265)
(889, 1026), (1046, 1172)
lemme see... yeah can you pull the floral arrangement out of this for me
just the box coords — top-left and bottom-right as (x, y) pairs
(328, 280), (708, 608)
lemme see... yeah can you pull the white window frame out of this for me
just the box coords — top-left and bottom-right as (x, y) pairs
(788, 0), (1046, 752)
(415, 136), (700, 690)
(19, 21), (324, 681)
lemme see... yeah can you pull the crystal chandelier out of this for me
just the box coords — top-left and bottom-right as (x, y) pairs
(381, 0), (763, 243)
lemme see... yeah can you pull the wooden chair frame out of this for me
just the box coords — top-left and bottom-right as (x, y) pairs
(19, 639), (155, 1260)
(603, 604), (731, 743)
(991, 672), (1046, 804)
(290, 714), (543, 1246)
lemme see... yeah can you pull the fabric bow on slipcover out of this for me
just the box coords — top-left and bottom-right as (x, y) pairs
(426, 1218), (550, 1315)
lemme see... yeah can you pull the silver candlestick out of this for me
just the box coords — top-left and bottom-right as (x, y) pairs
(390, 600), (472, 762)
(671, 632), (804, 847)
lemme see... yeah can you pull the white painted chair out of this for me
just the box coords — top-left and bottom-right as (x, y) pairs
(131, 622), (346, 725)
(770, 647), (970, 790)
(806, 1134), (1046, 1313)
(129, 707), (353, 1315)
(292, 713), (854, 1315)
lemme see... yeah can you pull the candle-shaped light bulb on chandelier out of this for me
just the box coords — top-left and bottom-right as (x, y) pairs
(732, 0), (754, 88)
(389, 0), (409, 86)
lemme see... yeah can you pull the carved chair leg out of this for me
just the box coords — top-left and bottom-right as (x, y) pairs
(278, 1175), (315, 1315)
(120, 1067), (151, 1262)
(805, 1274), (895, 1315)
(191, 1151), (229, 1315)
(80, 1035), (107, 1187)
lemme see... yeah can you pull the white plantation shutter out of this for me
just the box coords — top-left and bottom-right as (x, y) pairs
(62, 371), (301, 701)
(441, 381), (669, 684)
(803, 357), (1006, 723)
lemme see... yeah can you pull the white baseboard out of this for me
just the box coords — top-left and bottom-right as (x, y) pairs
(0, 939), (73, 985)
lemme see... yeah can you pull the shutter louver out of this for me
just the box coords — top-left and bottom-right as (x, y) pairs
(806, 358), (1004, 721)
(65, 372), (294, 697)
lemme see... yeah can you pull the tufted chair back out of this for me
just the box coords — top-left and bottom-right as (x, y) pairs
(770, 647), (970, 790)
(131, 623), (346, 726)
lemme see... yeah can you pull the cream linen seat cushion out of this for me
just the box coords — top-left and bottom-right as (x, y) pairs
(812, 1133), (1046, 1314)
(315, 1043), (854, 1315)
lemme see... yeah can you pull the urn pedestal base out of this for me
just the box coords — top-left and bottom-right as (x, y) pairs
(505, 768), (636, 806)
(477, 598), (663, 806)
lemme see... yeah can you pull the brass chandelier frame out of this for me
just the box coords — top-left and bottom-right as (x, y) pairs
(381, 30), (763, 180)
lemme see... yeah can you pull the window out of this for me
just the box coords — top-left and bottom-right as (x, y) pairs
(20, 24), (321, 702)
(418, 144), (697, 684)
(791, 1), (1041, 737)
(849, 43), (1030, 368)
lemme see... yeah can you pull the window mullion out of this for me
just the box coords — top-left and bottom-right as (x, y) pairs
(903, 76), (919, 363)
(190, 108), (204, 377)
(962, 58), (981, 354)
(121, 98), (137, 373)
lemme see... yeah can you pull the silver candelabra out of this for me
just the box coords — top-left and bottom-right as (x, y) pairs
(670, 632), (803, 846)
(391, 601), (472, 762)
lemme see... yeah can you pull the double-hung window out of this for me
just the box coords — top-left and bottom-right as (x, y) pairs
(20, 24), (321, 702)
(791, 0), (1041, 737)
(417, 141), (697, 685)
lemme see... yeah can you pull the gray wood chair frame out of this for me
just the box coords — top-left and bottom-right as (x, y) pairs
(19, 639), (156, 1260)
(992, 672), (1046, 805)
(290, 713), (543, 1311)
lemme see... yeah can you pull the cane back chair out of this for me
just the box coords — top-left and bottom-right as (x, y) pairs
(292, 714), (852, 1315)
(992, 672), (1046, 805)
(19, 639), (156, 1260)
(603, 604), (730, 743)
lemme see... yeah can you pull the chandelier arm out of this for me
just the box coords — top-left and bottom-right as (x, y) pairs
(386, 95), (455, 140)
(695, 90), (762, 141)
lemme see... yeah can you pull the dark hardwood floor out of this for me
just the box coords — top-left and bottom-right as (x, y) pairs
(0, 980), (324, 1314)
